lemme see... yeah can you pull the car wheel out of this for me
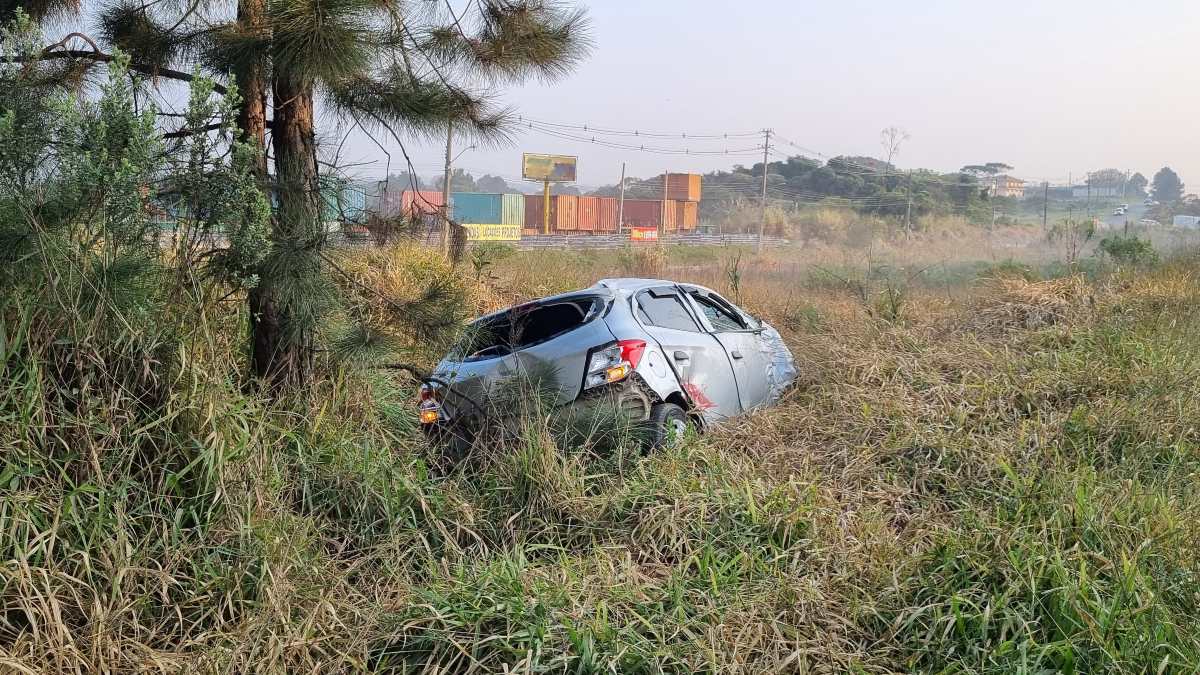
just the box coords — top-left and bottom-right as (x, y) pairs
(647, 402), (690, 449)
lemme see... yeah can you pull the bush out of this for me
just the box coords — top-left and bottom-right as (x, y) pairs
(1099, 235), (1158, 265)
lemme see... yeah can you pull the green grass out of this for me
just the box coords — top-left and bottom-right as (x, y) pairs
(3, 247), (1200, 672)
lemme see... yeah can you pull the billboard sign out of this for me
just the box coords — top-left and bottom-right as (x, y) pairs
(463, 223), (522, 242)
(522, 153), (578, 182)
(629, 226), (659, 242)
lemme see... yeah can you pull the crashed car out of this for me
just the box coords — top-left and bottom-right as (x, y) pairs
(418, 278), (797, 448)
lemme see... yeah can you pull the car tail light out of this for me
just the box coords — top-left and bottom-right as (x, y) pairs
(584, 339), (646, 390)
(417, 384), (440, 424)
(619, 339), (646, 369)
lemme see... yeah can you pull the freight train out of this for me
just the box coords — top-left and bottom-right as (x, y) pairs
(375, 173), (701, 238)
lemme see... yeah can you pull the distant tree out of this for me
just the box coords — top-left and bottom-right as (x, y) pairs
(476, 174), (511, 193)
(1152, 167), (1184, 203)
(880, 126), (909, 171)
(1089, 168), (1126, 187)
(1128, 172), (1148, 197)
(433, 169), (477, 193)
(380, 171), (424, 192)
(960, 163), (1013, 177)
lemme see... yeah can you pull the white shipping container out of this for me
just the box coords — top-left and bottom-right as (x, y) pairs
(1172, 215), (1200, 228)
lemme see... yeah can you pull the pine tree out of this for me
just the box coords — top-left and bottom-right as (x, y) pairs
(9, 0), (590, 387)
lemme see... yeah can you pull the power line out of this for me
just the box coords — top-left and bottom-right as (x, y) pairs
(515, 116), (762, 140)
(520, 122), (764, 156)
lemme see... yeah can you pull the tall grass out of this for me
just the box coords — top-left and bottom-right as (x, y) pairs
(4, 238), (1200, 672)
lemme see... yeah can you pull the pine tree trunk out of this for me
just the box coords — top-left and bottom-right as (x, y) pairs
(249, 75), (319, 387)
(234, 0), (268, 177)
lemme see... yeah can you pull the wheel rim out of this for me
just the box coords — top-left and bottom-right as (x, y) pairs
(665, 417), (688, 445)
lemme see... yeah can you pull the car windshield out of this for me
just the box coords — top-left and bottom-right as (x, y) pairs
(450, 296), (603, 362)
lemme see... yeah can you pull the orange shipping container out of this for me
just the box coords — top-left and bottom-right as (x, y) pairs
(596, 197), (618, 232)
(523, 194), (579, 232)
(576, 196), (599, 231)
(663, 173), (702, 202)
(676, 201), (698, 230)
(554, 195), (579, 231)
(661, 199), (678, 231)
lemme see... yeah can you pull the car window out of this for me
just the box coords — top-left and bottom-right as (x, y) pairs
(636, 291), (700, 332)
(688, 292), (747, 331)
(454, 297), (600, 361)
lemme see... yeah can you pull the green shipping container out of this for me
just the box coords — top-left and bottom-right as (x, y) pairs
(500, 193), (525, 226)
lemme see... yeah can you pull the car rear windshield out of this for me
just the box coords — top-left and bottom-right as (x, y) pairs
(452, 296), (603, 362)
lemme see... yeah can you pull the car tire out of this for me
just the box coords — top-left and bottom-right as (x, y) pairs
(647, 402), (690, 450)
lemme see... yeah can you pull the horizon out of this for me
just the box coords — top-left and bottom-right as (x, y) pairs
(334, 0), (1200, 192)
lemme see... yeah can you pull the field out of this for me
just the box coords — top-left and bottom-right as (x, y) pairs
(4, 223), (1200, 673)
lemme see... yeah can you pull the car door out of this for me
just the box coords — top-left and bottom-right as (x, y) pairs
(633, 286), (742, 423)
(681, 287), (772, 411)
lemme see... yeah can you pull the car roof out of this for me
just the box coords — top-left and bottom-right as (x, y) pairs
(596, 278), (715, 294)
(469, 279), (721, 323)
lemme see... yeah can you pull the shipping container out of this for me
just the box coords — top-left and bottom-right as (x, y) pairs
(450, 192), (502, 224)
(524, 194), (545, 231)
(576, 196), (599, 231)
(523, 195), (591, 233)
(662, 173), (702, 202)
(320, 180), (365, 223)
(500, 193), (525, 226)
(676, 201), (698, 230)
(664, 199), (679, 231)
(399, 190), (446, 218)
(554, 195), (579, 231)
(596, 197), (619, 232)
(621, 199), (666, 229)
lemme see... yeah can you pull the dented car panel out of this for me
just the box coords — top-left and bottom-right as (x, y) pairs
(422, 278), (796, 438)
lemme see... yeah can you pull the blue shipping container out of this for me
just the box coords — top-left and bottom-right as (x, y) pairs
(450, 192), (503, 224)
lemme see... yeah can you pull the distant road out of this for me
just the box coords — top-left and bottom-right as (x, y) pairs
(1103, 202), (1148, 228)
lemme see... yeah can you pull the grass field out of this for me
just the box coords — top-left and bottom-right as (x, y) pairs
(4, 226), (1200, 672)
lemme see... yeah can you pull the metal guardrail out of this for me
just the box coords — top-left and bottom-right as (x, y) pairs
(328, 232), (789, 250)
(515, 233), (789, 249)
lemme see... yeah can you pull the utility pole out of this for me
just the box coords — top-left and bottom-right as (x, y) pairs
(1042, 181), (1049, 232)
(660, 170), (669, 240)
(440, 122), (453, 257)
(757, 128), (771, 252)
(1086, 173), (1092, 219)
(1068, 171), (1073, 223)
(617, 162), (626, 232)
(903, 169), (914, 238)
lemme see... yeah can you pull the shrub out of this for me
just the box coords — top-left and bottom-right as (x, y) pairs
(1099, 235), (1158, 265)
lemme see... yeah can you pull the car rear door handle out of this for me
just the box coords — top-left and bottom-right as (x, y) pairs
(673, 351), (690, 362)
(730, 350), (744, 360)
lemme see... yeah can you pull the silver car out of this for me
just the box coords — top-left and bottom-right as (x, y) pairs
(418, 278), (797, 447)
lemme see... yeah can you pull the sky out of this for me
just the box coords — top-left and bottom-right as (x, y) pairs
(338, 0), (1200, 191)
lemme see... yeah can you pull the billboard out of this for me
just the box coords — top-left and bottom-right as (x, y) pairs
(522, 153), (577, 182)
(629, 226), (659, 242)
(462, 223), (522, 242)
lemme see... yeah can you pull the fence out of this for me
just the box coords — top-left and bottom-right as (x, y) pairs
(327, 231), (790, 251)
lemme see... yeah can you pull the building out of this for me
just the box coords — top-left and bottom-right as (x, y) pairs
(1072, 185), (1120, 199)
(990, 175), (1026, 198)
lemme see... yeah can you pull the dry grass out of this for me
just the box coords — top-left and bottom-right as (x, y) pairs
(4, 234), (1200, 672)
